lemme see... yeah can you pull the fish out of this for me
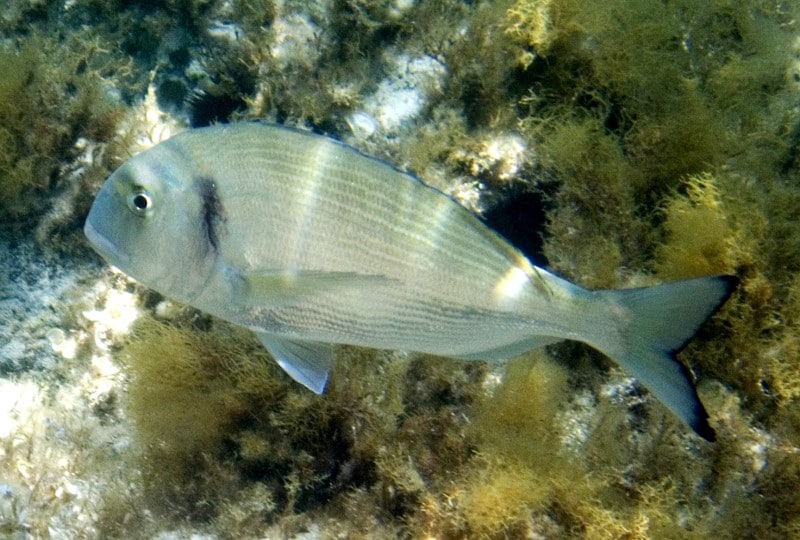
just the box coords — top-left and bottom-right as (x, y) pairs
(84, 122), (736, 441)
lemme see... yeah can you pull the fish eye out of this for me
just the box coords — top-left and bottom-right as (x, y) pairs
(127, 189), (153, 216)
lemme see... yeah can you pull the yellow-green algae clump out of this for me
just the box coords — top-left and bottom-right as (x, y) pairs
(0, 33), (123, 229)
(5, 0), (800, 538)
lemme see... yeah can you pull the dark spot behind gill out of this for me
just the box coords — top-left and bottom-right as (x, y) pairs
(195, 176), (226, 254)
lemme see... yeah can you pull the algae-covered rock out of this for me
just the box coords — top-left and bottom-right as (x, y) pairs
(2, 0), (800, 538)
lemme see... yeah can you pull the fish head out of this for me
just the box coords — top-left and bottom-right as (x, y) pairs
(84, 143), (215, 301)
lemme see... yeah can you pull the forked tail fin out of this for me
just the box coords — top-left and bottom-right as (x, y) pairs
(598, 275), (737, 441)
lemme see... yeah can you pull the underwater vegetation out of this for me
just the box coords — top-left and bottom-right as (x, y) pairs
(2, 0), (800, 538)
(0, 32), (123, 230)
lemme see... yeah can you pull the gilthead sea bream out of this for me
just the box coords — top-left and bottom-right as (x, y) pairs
(84, 122), (736, 440)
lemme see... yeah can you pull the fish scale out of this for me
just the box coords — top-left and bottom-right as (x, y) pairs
(84, 122), (737, 440)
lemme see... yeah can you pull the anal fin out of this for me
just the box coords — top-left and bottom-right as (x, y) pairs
(455, 335), (562, 361)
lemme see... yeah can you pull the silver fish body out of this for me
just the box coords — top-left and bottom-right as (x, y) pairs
(84, 123), (735, 440)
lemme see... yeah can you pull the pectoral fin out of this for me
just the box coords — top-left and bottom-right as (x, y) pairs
(256, 332), (333, 393)
(226, 266), (393, 306)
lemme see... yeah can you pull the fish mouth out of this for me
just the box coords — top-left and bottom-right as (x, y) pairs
(84, 219), (130, 265)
